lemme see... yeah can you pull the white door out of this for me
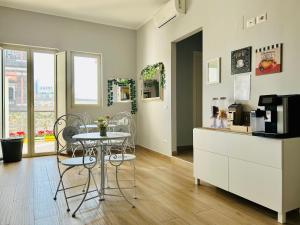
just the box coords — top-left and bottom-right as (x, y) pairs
(32, 50), (56, 155)
(2, 47), (30, 156)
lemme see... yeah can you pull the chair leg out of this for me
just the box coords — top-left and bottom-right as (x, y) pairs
(54, 166), (73, 212)
(61, 178), (71, 212)
(105, 163), (110, 188)
(132, 161), (137, 199)
(115, 166), (135, 208)
(53, 178), (62, 201)
(72, 168), (91, 217)
(91, 171), (100, 196)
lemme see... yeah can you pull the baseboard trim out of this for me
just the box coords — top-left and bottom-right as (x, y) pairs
(136, 145), (170, 158)
(177, 145), (193, 154)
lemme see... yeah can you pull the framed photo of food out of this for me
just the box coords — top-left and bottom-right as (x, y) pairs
(231, 47), (252, 75)
(256, 43), (283, 76)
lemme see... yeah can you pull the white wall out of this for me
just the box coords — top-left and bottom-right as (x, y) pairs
(137, 0), (300, 156)
(0, 6), (136, 120)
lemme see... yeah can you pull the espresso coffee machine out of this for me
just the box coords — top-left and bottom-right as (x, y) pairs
(252, 94), (300, 138)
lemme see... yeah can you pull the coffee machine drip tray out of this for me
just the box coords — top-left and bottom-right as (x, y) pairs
(252, 131), (291, 139)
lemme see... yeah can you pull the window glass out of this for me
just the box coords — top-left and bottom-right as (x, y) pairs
(73, 54), (100, 105)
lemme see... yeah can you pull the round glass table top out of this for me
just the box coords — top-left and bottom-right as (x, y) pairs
(72, 132), (130, 141)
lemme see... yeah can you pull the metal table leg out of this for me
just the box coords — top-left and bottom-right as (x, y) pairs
(100, 143), (105, 201)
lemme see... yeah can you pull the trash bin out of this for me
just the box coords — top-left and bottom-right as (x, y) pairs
(0, 137), (24, 163)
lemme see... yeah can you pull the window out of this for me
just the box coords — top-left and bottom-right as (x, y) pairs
(72, 52), (101, 105)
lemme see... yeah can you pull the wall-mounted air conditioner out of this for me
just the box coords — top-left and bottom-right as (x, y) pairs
(154, 0), (186, 28)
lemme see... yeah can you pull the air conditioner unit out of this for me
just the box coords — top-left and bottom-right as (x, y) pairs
(154, 0), (186, 28)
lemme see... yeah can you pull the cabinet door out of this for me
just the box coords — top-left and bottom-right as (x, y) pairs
(229, 158), (282, 211)
(194, 148), (229, 190)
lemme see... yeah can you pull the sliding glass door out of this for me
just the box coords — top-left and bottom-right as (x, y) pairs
(33, 51), (56, 155)
(2, 49), (29, 155)
(1, 45), (58, 157)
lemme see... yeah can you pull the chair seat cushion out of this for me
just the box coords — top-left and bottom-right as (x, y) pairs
(104, 154), (136, 162)
(61, 156), (96, 166)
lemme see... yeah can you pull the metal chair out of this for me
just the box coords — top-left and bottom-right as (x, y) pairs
(53, 114), (99, 217)
(105, 111), (137, 199)
(103, 139), (136, 208)
(107, 111), (136, 151)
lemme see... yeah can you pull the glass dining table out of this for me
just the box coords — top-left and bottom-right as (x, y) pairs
(79, 124), (117, 131)
(72, 131), (130, 200)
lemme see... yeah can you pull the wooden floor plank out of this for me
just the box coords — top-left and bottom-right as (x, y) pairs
(0, 146), (299, 225)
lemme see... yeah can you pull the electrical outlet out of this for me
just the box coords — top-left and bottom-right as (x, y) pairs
(246, 17), (256, 28)
(256, 13), (267, 24)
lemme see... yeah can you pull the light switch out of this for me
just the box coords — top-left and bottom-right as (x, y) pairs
(256, 13), (267, 24)
(246, 17), (256, 28)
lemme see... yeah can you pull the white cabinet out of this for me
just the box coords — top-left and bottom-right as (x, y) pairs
(229, 158), (282, 211)
(193, 128), (300, 224)
(194, 149), (228, 190)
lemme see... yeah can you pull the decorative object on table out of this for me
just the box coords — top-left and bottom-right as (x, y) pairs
(234, 73), (251, 101)
(207, 58), (221, 84)
(218, 97), (228, 128)
(210, 97), (219, 128)
(255, 43), (283, 76)
(216, 97), (228, 128)
(140, 62), (165, 100)
(97, 116), (110, 136)
(231, 47), (252, 75)
(107, 78), (137, 114)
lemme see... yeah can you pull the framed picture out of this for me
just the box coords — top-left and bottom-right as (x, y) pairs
(256, 43), (283, 76)
(207, 57), (221, 84)
(231, 47), (252, 75)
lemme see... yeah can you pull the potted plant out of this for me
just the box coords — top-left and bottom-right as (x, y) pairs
(97, 116), (110, 136)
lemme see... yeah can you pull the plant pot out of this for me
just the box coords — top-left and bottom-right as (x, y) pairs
(100, 127), (107, 136)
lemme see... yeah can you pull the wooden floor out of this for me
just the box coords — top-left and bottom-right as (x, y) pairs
(1, 147), (300, 225)
(174, 149), (193, 163)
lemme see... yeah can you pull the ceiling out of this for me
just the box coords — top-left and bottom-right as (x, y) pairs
(0, 0), (169, 29)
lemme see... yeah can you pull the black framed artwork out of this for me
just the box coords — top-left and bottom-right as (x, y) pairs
(231, 47), (252, 75)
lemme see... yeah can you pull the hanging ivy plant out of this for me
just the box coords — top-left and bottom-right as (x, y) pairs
(107, 78), (137, 114)
(141, 62), (166, 88)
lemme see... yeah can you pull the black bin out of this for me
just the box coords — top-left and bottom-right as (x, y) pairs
(1, 137), (24, 163)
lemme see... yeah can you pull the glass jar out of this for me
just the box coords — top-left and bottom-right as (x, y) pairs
(210, 97), (219, 128)
(218, 97), (228, 128)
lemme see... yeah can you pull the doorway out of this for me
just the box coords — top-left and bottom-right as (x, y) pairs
(0, 45), (59, 157)
(172, 31), (203, 163)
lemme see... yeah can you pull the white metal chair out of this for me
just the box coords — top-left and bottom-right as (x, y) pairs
(105, 112), (137, 199)
(53, 114), (99, 217)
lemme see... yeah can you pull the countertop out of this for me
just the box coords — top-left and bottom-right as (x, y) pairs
(194, 127), (251, 136)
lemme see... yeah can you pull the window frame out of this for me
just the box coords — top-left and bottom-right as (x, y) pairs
(71, 51), (102, 108)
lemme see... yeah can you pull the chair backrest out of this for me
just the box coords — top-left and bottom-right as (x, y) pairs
(76, 112), (93, 132)
(53, 114), (86, 155)
(109, 111), (136, 150)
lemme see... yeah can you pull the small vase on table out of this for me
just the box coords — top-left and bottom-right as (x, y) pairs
(100, 127), (107, 136)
